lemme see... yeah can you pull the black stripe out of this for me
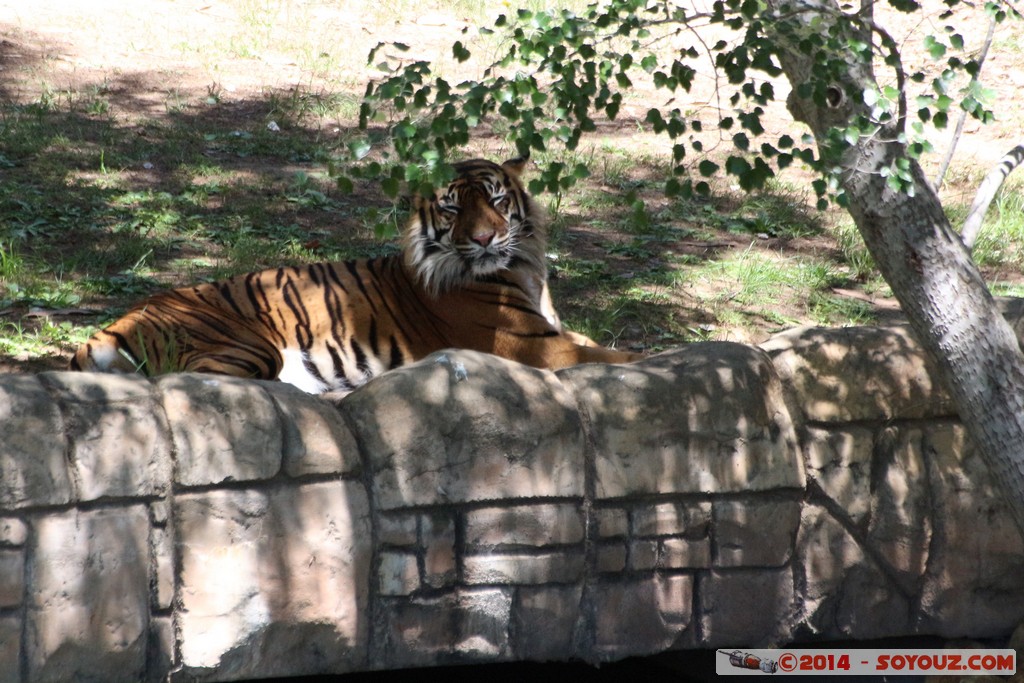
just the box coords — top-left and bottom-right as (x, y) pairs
(325, 262), (350, 294)
(475, 326), (560, 339)
(107, 330), (142, 370)
(318, 264), (348, 341)
(217, 281), (246, 317)
(245, 273), (287, 346)
(351, 338), (370, 375)
(368, 316), (379, 358)
(367, 258), (419, 348)
(388, 335), (404, 369)
(303, 354), (328, 385)
(281, 280), (313, 349)
(326, 340), (351, 388)
(308, 262), (324, 287)
(345, 260), (378, 314)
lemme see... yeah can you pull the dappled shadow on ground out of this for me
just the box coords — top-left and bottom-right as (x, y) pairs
(0, 29), (391, 373)
(0, 16), (905, 377)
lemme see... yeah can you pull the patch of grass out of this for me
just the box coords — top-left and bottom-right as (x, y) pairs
(0, 319), (95, 359)
(964, 189), (1024, 268)
(808, 292), (876, 326)
(831, 219), (877, 281)
(670, 181), (822, 239)
(702, 247), (837, 304)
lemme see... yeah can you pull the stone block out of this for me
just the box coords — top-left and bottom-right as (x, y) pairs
(629, 540), (658, 571)
(159, 374), (282, 486)
(346, 350), (586, 509)
(597, 543), (626, 573)
(795, 505), (910, 640)
(26, 505), (150, 683)
(150, 500), (170, 526)
(152, 527), (174, 610)
(660, 538), (712, 569)
(513, 584), (583, 660)
(41, 372), (172, 501)
(422, 512), (456, 589)
(918, 422), (1024, 637)
(176, 481), (371, 678)
(594, 574), (693, 659)
(464, 551), (585, 585)
(0, 616), (20, 683)
(713, 499), (801, 568)
(379, 551), (420, 596)
(698, 567), (795, 648)
(0, 375), (70, 508)
(260, 380), (361, 477)
(594, 507), (628, 538)
(381, 588), (513, 668)
(0, 517), (27, 547)
(762, 324), (955, 422)
(803, 426), (874, 524)
(560, 344), (803, 498)
(0, 549), (24, 608)
(378, 512), (417, 547)
(633, 501), (711, 538)
(465, 503), (584, 548)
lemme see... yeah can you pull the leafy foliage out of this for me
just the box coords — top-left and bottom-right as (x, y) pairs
(336, 0), (1012, 227)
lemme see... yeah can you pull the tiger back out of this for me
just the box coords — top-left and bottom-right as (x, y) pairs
(70, 157), (641, 394)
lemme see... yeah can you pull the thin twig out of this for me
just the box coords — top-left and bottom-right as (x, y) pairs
(934, 14), (997, 191)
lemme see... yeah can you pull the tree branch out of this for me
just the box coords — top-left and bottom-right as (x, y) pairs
(933, 13), (998, 191)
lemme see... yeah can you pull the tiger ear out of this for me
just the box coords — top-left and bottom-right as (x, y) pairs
(501, 155), (530, 177)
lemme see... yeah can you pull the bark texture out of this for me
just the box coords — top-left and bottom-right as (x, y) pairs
(770, 0), (1024, 534)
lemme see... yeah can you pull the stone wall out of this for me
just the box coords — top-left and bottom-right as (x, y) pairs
(2, 317), (1024, 682)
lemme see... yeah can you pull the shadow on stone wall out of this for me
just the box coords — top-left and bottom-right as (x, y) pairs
(2, 312), (1024, 682)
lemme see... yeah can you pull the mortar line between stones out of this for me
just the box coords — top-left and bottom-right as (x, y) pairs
(557, 373), (599, 661)
(17, 514), (32, 683)
(330, 400), (381, 669)
(147, 376), (185, 681)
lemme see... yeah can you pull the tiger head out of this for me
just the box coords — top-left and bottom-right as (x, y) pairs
(403, 157), (546, 295)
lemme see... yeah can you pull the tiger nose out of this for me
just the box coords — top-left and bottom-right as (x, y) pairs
(472, 231), (495, 247)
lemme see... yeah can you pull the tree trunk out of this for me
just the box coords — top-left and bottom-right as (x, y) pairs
(769, 0), (1024, 535)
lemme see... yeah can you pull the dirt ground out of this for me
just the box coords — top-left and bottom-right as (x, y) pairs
(2, 0), (1024, 375)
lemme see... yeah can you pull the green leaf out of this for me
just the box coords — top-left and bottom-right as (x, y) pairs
(453, 41), (471, 62)
(665, 177), (682, 197)
(347, 139), (372, 160)
(698, 160), (719, 177)
(888, 0), (920, 11)
(923, 35), (947, 60)
(381, 176), (401, 198)
(725, 155), (752, 177)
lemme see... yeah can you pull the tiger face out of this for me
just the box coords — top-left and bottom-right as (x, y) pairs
(403, 157), (542, 295)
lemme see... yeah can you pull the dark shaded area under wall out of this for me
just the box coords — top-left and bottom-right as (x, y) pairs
(253, 637), (960, 683)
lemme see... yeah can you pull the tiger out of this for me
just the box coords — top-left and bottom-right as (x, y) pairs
(70, 156), (641, 394)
